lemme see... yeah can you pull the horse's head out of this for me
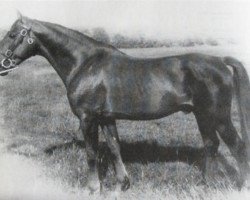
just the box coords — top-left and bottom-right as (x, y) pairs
(0, 15), (38, 76)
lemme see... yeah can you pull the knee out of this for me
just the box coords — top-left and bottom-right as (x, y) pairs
(217, 124), (237, 146)
(80, 115), (93, 128)
(204, 140), (219, 157)
(237, 140), (247, 160)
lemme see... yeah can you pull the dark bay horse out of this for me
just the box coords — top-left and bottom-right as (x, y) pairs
(0, 16), (250, 192)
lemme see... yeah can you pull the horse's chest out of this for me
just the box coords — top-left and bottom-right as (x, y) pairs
(68, 72), (106, 112)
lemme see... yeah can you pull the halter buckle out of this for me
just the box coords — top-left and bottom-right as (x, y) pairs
(20, 29), (28, 36)
(1, 58), (13, 69)
(5, 49), (13, 57)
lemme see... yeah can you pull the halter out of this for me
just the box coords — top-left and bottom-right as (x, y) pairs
(0, 25), (34, 74)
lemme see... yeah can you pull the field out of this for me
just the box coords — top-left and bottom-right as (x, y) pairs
(0, 45), (250, 199)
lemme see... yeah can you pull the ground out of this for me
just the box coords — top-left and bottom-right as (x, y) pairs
(0, 45), (250, 199)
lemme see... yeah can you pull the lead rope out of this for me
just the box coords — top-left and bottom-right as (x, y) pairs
(0, 66), (19, 75)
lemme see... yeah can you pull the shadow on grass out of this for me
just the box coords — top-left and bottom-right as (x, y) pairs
(44, 139), (239, 185)
(45, 139), (204, 165)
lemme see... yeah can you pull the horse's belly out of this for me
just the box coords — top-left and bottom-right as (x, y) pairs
(108, 108), (178, 120)
(104, 90), (192, 120)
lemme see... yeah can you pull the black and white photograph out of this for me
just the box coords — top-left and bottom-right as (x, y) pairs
(0, 0), (250, 199)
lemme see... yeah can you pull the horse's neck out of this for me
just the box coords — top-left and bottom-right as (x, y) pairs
(34, 23), (95, 86)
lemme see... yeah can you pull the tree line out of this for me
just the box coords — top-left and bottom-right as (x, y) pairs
(80, 27), (219, 48)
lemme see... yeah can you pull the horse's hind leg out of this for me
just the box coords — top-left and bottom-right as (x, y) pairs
(100, 118), (130, 191)
(194, 112), (220, 181)
(216, 117), (249, 188)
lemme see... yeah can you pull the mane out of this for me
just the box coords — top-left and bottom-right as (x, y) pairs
(27, 18), (120, 52)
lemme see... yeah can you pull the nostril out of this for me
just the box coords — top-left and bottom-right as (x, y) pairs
(11, 60), (16, 66)
(27, 38), (34, 44)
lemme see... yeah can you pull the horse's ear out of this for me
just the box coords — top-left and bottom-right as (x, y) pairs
(18, 15), (32, 30)
(17, 10), (23, 21)
(16, 11), (30, 24)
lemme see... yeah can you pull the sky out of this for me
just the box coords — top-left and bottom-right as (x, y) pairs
(0, 0), (249, 42)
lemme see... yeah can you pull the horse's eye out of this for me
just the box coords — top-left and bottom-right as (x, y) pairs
(8, 32), (16, 39)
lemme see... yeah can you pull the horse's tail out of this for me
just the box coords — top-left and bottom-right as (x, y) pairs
(224, 56), (250, 160)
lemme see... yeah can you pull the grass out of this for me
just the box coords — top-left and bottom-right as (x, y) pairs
(0, 47), (249, 199)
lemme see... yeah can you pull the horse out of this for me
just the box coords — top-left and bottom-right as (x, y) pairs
(0, 15), (250, 193)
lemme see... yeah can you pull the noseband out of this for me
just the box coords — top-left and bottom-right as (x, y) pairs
(0, 26), (34, 74)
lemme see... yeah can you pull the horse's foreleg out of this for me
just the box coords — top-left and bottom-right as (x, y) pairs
(80, 116), (100, 193)
(101, 119), (130, 191)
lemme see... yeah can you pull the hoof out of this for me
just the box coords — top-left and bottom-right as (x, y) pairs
(88, 179), (100, 195)
(236, 170), (250, 191)
(121, 176), (130, 191)
(236, 182), (243, 191)
(243, 177), (250, 191)
(197, 178), (207, 187)
(88, 186), (100, 195)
